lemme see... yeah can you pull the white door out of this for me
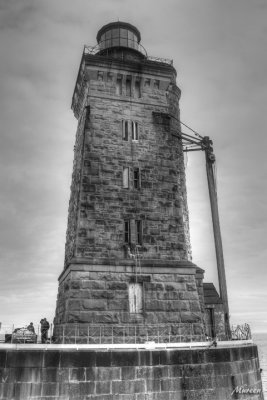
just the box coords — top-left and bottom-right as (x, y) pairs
(129, 283), (143, 313)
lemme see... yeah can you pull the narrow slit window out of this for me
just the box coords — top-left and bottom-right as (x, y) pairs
(135, 79), (141, 98)
(123, 167), (129, 188)
(144, 78), (150, 87)
(136, 220), (142, 245)
(132, 121), (139, 141)
(133, 168), (140, 189)
(97, 71), (104, 81)
(154, 79), (160, 89)
(126, 75), (132, 97)
(124, 221), (131, 243)
(122, 120), (129, 141)
(116, 74), (122, 95)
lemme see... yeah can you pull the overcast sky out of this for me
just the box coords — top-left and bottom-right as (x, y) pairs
(0, 0), (266, 333)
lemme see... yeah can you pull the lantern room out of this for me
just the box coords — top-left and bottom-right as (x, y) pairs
(96, 21), (146, 57)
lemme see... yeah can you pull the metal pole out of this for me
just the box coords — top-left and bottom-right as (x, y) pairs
(205, 150), (231, 338)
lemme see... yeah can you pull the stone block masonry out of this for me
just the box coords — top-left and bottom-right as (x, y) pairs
(54, 262), (206, 341)
(54, 49), (201, 336)
(0, 345), (263, 399)
(64, 52), (191, 267)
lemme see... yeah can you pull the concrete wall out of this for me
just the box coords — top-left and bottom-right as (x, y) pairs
(0, 345), (263, 400)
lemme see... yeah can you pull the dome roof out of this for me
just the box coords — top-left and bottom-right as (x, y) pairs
(96, 21), (141, 43)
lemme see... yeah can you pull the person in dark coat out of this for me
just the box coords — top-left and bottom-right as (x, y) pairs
(27, 322), (35, 333)
(40, 318), (50, 343)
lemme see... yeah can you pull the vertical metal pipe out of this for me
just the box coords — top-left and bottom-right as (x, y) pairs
(205, 153), (231, 338)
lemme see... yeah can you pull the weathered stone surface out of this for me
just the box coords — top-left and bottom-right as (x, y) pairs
(82, 280), (106, 290)
(2, 347), (260, 399)
(83, 300), (107, 310)
(107, 282), (128, 291)
(181, 312), (202, 323)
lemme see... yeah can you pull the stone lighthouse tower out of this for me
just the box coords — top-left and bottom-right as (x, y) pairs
(54, 22), (206, 342)
(0, 22), (262, 400)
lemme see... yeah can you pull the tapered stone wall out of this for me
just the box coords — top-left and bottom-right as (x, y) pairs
(54, 41), (202, 334)
(64, 53), (191, 267)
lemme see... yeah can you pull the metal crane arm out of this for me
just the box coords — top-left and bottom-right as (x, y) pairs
(181, 130), (230, 338)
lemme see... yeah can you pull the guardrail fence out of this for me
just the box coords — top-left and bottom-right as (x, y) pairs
(0, 323), (252, 345)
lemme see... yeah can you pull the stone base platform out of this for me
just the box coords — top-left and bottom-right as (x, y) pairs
(0, 343), (263, 399)
(53, 260), (209, 342)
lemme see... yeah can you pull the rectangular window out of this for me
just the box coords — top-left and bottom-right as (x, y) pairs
(97, 71), (104, 81)
(132, 121), (138, 141)
(126, 75), (132, 97)
(154, 79), (160, 89)
(129, 283), (143, 313)
(116, 74), (122, 95)
(135, 79), (141, 98)
(112, 28), (119, 46)
(122, 120), (129, 141)
(107, 72), (113, 82)
(133, 168), (140, 189)
(144, 78), (150, 87)
(124, 221), (131, 243)
(136, 220), (142, 245)
(120, 28), (127, 46)
(106, 29), (111, 47)
(99, 33), (105, 50)
(128, 31), (134, 48)
(122, 167), (129, 188)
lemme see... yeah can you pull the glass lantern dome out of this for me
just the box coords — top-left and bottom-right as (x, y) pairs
(96, 22), (146, 57)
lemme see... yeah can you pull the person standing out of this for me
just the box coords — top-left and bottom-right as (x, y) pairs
(40, 318), (50, 343)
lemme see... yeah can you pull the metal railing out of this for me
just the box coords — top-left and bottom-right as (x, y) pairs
(231, 323), (252, 340)
(0, 323), (252, 345)
(52, 323), (205, 344)
(83, 45), (173, 66)
(0, 324), (53, 344)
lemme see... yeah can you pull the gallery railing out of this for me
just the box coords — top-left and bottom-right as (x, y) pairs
(83, 45), (173, 65)
(52, 323), (205, 344)
(0, 323), (252, 344)
(230, 323), (252, 340)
